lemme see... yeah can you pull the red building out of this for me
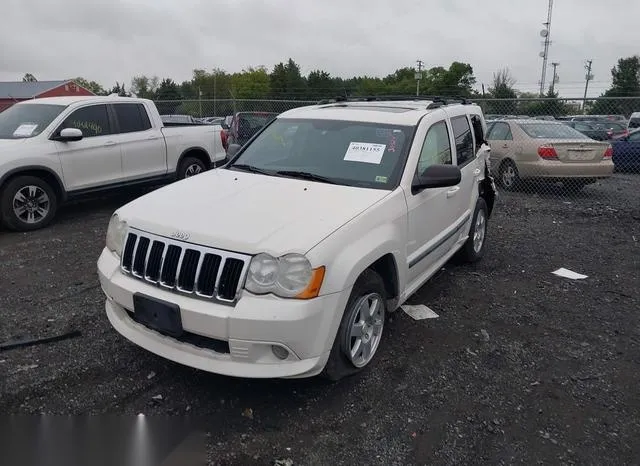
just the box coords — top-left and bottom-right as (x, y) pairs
(0, 80), (95, 112)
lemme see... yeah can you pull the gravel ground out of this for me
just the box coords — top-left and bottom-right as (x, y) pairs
(1, 174), (639, 466)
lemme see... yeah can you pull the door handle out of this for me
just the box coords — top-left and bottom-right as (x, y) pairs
(502, 144), (509, 149)
(103, 141), (116, 146)
(446, 187), (460, 198)
(473, 168), (482, 177)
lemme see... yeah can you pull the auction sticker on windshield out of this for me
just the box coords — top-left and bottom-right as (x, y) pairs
(13, 123), (38, 137)
(344, 142), (386, 164)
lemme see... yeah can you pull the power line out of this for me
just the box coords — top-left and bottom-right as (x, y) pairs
(583, 59), (594, 113)
(415, 60), (424, 96)
(550, 62), (559, 94)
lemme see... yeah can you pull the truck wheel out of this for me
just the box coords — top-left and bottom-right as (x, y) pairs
(322, 269), (387, 381)
(1, 176), (58, 231)
(456, 197), (488, 263)
(178, 157), (207, 179)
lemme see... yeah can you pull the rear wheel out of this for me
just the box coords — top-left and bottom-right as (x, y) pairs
(178, 157), (207, 180)
(1, 176), (58, 231)
(498, 160), (520, 191)
(322, 269), (387, 381)
(456, 197), (488, 263)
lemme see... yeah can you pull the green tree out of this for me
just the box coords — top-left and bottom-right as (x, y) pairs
(590, 56), (640, 116)
(307, 70), (334, 99)
(73, 77), (106, 95)
(270, 58), (307, 99)
(22, 73), (37, 82)
(130, 75), (159, 99)
(230, 67), (270, 99)
(486, 68), (518, 114)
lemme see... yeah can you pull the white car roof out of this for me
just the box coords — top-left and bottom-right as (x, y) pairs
(278, 99), (482, 126)
(18, 96), (151, 106)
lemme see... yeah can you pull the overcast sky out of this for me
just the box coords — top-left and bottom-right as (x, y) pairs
(2, 0), (638, 98)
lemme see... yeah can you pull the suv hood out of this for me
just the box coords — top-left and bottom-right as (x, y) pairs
(118, 168), (390, 255)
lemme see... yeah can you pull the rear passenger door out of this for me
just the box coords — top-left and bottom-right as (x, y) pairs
(446, 113), (481, 234)
(53, 104), (123, 191)
(485, 121), (514, 176)
(112, 102), (167, 181)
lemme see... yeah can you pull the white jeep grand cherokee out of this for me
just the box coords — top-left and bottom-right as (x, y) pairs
(97, 97), (496, 381)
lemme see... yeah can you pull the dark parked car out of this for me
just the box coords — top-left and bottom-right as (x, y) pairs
(227, 111), (278, 148)
(562, 121), (611, 141)
(610, 128), (640, 172)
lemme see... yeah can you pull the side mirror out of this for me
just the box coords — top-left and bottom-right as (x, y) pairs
(220, 122), (230, 130)
(226, 143), (242, 158)
(56, 128), (83, 142)
(412, 164), (461, 194)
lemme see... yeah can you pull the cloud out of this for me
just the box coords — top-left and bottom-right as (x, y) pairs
(1, 0), (638, 97)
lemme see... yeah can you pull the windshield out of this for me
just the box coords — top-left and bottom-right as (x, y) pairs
(0, 103), (67, 139)
(228, 118), (414, 189)
(518, 122), (589, 140)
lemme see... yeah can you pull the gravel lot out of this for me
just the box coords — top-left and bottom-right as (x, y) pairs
(1, 174), (639, 465)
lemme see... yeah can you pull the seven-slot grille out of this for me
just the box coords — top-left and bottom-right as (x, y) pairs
(120, 229), (250, 303)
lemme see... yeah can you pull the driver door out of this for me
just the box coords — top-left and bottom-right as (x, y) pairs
(405, 119), (460, 285)
(53, 104), (124, 191)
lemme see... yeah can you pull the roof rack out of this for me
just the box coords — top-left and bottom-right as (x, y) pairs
(316, 95), (473, 107)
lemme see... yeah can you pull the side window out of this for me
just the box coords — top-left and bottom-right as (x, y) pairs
(487, 122), (512, 141)
(451, 116), (474, 166)
(575, 123), (591, 131)
(60, 105), (111, 138)
(470, 114), (485, 153)
(629, 131), (640, 141)
(113, 103), (152, 133)
(416, 120), (452, 175)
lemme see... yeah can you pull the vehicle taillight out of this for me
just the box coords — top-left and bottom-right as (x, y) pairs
(221, 130), (229, 150)
(538, 145), (558, 159)
(603, 146), (613, 158)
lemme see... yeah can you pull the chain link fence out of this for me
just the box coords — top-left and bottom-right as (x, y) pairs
(154, 96), (639, 204)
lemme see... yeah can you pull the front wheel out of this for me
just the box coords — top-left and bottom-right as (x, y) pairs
(1, 176), (58, 231)
(322, 269), (387, 381)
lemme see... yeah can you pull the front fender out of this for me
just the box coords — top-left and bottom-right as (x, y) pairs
(305, 191), (408, 296)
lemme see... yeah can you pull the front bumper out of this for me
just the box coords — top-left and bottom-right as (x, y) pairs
(98, 248), (351, 379)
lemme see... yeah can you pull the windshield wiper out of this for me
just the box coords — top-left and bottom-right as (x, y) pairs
(229, 164), (273, 175)
(275, 170), (337, 185)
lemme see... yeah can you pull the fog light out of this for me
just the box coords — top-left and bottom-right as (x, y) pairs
(271, 345), (289, 360)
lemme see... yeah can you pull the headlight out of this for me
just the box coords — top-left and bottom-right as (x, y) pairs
(105, 213), (128, 257)
(245, 253), (325, 299)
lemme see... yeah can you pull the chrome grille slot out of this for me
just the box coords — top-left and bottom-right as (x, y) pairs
(132, 237), (150, 277)
(177, 249), (201, 292)
(144, 241), (165, 282)
(120, 228), (250, 304)
(196, 254), (221, 297)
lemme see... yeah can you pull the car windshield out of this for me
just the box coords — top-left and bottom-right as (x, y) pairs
(518, 122), (589, 139)
(0, 103), (67, 139)
(228, 118), (414, 189)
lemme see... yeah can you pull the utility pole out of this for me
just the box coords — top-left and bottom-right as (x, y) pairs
(415, 60), (424, 96)
(583, 60), (593, 113)
(538, 0), (554, 96)
(550, 62), (559, 94)
(198, 86), (202, 118)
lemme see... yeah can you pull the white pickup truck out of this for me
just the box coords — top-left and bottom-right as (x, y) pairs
(0, 96), (227, 231)
(98, 96), (497, 381)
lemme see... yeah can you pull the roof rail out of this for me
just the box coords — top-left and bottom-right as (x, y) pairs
(316, 95), (473, 107)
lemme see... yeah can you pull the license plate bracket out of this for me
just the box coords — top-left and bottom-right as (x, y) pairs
(133, 293), (183, 338)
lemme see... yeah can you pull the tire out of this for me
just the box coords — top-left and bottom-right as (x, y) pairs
(498, 160), (520, 191)
(321, 269), (387, 381)
(177, 156), (207, 180)
(1, 175), (58, 231)
(456, 197), (489, 263)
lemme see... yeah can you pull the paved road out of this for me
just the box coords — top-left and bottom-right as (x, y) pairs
(1, 175), (639, 465)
